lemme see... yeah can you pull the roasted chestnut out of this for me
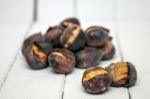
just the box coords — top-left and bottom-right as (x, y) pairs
(60, 24), (85, 51)
(85, 26), (110, 47)
(100, 41), (115, 60)
(60, 17), (80, 28)
(82, 67), (112, 94)
(106, 61), (137, 87)
(24, 41), (52, 69)
(22, 32), (45, 55)
(48, 48), (75, 74)
(45, 25), (64, 47)
(76, 47), (103, 69)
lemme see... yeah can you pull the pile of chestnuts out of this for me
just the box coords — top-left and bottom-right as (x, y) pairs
(22, 18), (137, 94)
(22, 17), (115, 73)
(82, 61), (137, 94)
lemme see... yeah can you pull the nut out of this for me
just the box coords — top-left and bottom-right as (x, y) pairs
(22, 33), (45, 55)
(60, 24), (85, 51)
(106, 61), (137, 87)
(76, 47), (103, 69)
(45, 25), (64, 47)
(24, 41), (52, 69)
(60, 17), (80, 28)
(100, 41), (115, 60)
(85, 26), (110, 47)
(82, 67), (112, 94)
(48, 48), (75, 74)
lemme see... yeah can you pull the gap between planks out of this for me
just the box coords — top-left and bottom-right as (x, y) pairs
(0, 22), (34, 92)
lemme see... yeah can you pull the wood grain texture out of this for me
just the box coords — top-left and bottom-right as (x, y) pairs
(63, 22), (129, 99)
(116, 21), (150, 99)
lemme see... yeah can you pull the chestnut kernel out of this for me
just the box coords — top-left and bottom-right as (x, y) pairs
(45, 25), (64, 47)
(24, 41), (52, 69)
(85, 26), (110, 47)
(60, 24), (85, 51)
(48, 48), (75, 74)
(106, 61), (137, 87)
(100, 41), (115, 60)
(82, 67), (112, 94)
(76, 47), (103, 69)
(22, 33), (45, 55)
(60, 17), (80, 28)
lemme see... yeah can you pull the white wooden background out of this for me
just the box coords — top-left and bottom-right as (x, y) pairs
(0, 0), (150, 99)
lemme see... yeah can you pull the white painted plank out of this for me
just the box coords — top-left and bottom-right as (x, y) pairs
(0, 22), (65, 99)
(116, 0), (150, 21)
(0, 0), (33, 23)
(0, 23), (31, 86)
(117, 21), (150, 99)
(63, 22), (129, 99)
(77, 0), (115, 22)
(38, 0), (74, 23)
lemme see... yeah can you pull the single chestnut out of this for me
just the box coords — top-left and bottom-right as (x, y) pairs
(85, 26), (110, 47)
(60, 17), (80, 28)
(100, 41), (115, 60)
(45, 25), (64, 47)
(106, 61), (137, 87)
(22, 32), (45, 55)
(60, 24), (85, 51)
(48, 48), (75, 74)
(82, 67), (112, 94)
(76, 47), (103, 69)
(24, 41), (52, 69)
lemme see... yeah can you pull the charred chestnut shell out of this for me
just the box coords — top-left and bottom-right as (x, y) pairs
(60, 17), (80, 28)
(22, 33), (45, 55)
(85, 26), (110, 47)
(100, 41), (115, 60)
(82, 67), (112, 94)
(24, 41), (52, 69)
(60, 24), (85, 51)
(48, 48), (75, 74)
(76, 47), (103, 69)
(106, 61), (137, 87)
(45, 25), (64, 47)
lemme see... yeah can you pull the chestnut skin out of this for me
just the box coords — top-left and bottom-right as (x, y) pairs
(60, 17), (80, 28)
(60, 24), (85, 51)
(76, 47), (103, 69)
(22, 32), (45, 55)
(100, 41), (115, 60)
(82, 67), (112, 94)
(85, 26), (110, 47)
(24, 41), (52, 69)
(106, 61), (137, 87)
(48, 48), (76, 74)
(45, 25), (64, 47)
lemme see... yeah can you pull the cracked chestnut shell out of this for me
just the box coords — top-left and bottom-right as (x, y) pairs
(106, 61), (137, 87)
(82, 67), (112, 94)
(85, 26), (110, 47)
(76, 47), (103, 69)
(100, 41), (115, 60)
(60, 17), (80, 28)
(45, 25), (64, 47)
(48, 48), (75, 74)
(22, 33), (45, 55)
(60, 24), (85, 51)
(24, 41), (52, 69)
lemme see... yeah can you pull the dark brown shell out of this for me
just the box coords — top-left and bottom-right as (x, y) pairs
(85, 26), (110, 47)
(76, 47), (103, 69)
(45, 25), (64, 47)
(60, 24), (85, 51)
(82, 67), (112, 94)
(48, 48), (75, 74)
(60, 17), (80, 28)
